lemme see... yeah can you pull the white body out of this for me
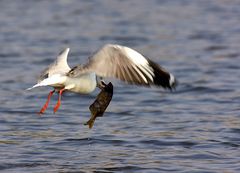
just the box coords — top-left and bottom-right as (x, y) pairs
(64, 72), (97, 94)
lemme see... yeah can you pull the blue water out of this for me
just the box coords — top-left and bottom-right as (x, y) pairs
(0, 0), (240, 172)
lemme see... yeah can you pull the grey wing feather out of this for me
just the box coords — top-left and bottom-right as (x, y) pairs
(38, 48), (71, 82)
(67, 44), (176, 89)
(67, 44), (148, 84)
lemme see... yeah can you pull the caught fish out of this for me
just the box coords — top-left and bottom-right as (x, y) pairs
(85, 82), (113, 129)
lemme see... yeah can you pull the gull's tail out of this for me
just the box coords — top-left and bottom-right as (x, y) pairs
(26, 83), (42, 90)
(26, 74), (66, 91)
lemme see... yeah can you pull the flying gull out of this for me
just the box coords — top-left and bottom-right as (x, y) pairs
(27, 44), (177, 117)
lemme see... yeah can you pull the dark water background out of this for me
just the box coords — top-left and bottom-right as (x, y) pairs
(0, 0), (240, 172)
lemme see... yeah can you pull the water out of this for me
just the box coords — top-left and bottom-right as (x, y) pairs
(0, 0), (240, 172)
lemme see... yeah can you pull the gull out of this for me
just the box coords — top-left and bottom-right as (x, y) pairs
(27, 44), (177, 114)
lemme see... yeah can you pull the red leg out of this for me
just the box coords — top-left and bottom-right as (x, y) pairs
(53, 89), (65, 113)
(38, 90), (55, 115)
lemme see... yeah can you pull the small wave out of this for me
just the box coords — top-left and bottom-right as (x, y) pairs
(175, 84), (232, 94)
(214, 52), (240, 59)
(209, 139), (240, 148)
(65, 137), (128, 146)
(188, 30), (223, 42)
(96, 165), (146, 172)
(0, 162), (51, 171)
(0, 109), (35, 115)
(99, 35), (149, 46)
(174, 153), (222, 160)
(139, 139), (197, 148)
(0, 52), (21, 58)
(100, 35), (149, 42)
(204, 45), (228, 52)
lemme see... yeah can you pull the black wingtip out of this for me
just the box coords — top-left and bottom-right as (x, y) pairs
(169, 77), (178, 91)
(147, 59), (177, 90)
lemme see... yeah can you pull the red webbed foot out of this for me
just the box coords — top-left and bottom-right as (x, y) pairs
(38, 90), (55, 115)
(53, 89), (65, 113)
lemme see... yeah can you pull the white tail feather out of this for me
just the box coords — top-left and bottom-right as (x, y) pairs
(26, 74), (66, 90)
(26, 83), (42, 90)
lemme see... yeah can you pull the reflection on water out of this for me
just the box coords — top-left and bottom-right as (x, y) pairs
(0, 0), (240, 172)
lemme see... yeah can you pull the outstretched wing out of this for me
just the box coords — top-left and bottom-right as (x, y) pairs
(68, 44), (176, 89)
(27, 48), (71, 90)
(38, 48), (71, 83)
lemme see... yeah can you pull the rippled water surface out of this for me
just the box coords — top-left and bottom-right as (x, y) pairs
(0, 0), (240, 172)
